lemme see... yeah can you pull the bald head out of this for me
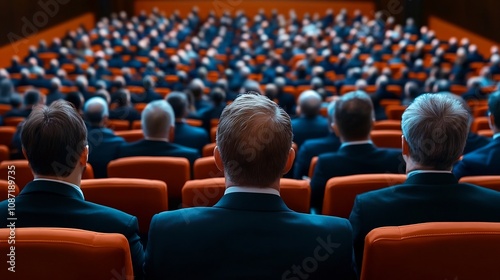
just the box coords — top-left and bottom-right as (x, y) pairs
(84, 97), (109, 127)
(142, 100), (175, 139)
(298, 90), (322, 118)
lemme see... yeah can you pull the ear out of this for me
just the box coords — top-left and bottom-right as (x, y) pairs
(402, 135), (410, 156)
(79, 145), (88, 167)
(214, 146), (224, 172)
(332, 123), (340, 137)
(489, 113), (495, 131)
(282, 147), (296, 175)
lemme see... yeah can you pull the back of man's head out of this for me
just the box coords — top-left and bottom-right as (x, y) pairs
(141, 100), (174, 139)
(24, 90), (42, 107)
(143, 76), (155, 89)
(114, 89), (131, 107)
(65, 91), (84, 112)
(189, 79), (205, 98)
(434, 79), (451, 93)
(404, 81), (420, 99)
(21, 100), (87, 177)
(402, 94), (469, 170)
(298, 90), (322, 118)
(216, 93), (292, 187)
(166, 91), (189, 119)
(488, 91), (500, 130)
(83, 97), (109, 127)
(334, 91), (374, 141)
(210, 87), (226, 105)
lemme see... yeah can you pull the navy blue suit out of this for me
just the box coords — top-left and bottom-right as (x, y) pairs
(293, 133), (341, 179)
(0, 180), (144, 279)
(291, 115), (329, 147)
(310, 143), (404, 210)
(453, 137), (500, 178)
(173, 122), (210, 153)
(87, 127), (125, 178)
(117, 139), (200, 167)
(349, 172), (500, 271)
(145, 192), (357, 280)
(464, 132), (490, 154)
(109, 106), (141, 123)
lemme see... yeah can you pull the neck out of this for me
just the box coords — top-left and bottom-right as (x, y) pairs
(34, 173), (81, 187)
(341, 136), (370, 143)
(225, 178), (280, 191)
(145, 136), (169, 142)
(405, 157), (451, 173)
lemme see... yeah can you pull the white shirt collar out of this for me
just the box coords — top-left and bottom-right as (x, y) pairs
(407, 170), (452, 178)
(340, 140), (373, 149)
(493, 133), (500, 140)
(224, 186), (280, 196)
(33, 178), (85, 199)
(144, 137), (169, 142)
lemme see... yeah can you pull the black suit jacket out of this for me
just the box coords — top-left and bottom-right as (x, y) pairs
(310, 143), (404, 209)
(117, 139), (200, 167)
(463, 132), (490, 155)
(87, 127), (125, 178)
(293, 133), (341, 179)
(0, 180), (144, 279)
(454, 137), (500, 178)
(173, 122), (210, 153)
(145, 192), (357, 280)
(349, 172), (500, 271)
(291, 115), (330, 147)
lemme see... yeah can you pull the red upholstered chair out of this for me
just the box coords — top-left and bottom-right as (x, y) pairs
(81, 178), (168, 236)
(0, 179), (19, 196)
(373, 120), (401, 130)
(106, 119), (130, 131)
(202, 142), (217, 157)
(0, 145), (9, 163)
(193, 156), (224, 179)
(459, 176), (500, 192)
(0, 228), (133, 280)
(370, 130), (402, 149)
(108, 156), (190, 209)
(385, 105), (407, 120)
(322, 174), (407, 217)
(361, 222), (500, 280)
(471, 116), (490, 133)
(3, 117), (25, 127)
(0, 126), (16, 148)
(115, 129), (144, 142)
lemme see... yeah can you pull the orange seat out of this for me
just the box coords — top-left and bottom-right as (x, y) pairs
(134, 103), (147, 114)
(450, 84), (468, 95)
(3, 117), (25, 127)
(308, 156), (318, 179)
(361, 222), (500, 280)
(106, 119), (130, 131)
(0, 228), (133, 280)
(0, 104), (12, 116)
(373, 120), (401, 130)
(81, 178), (168, 236)
(340, 85), (357, 95)
(471, 116), (490, 132)
(107, 156), (190, 209)
(322, 174), (407, 217)
(193, 156), (224, 179)
(202, 142), (217, 157)
(473, 105), (489, 118)
(477, 129), (493, 137)
(127, 86), (144, 94)
(0, 179), (19, 196)
(459, 176), (500, 192)
(156, 87), (171, 98)
(182, 177), (311, 213)
(115, 129), (144, 142)
(385, 105), (407, 120)
(379, 99), (401, 108)
(185, 118), (203, 127)
(0, 145), (9, 163)
(210, 126), (217, 143)
(210, 118), (219, 129)
(0, 126), (16, 148)
(370, 130), (402, 149)
(386, 85), (402, 97)
(131, 120), (141, 130)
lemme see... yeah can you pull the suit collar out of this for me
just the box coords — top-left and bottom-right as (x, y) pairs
(20, 180), (85, 200)
(214, 193), (292, 212)
(338, 143), (375, 153)
(404, 172), (458, 185)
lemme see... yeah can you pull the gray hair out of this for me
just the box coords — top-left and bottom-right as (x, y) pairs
(83, 97), (109, 126)
(402, 93), (470, 170)
(141, 100), (175, 138)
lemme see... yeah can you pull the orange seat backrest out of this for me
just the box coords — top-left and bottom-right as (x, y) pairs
(373, 120), (401, 130)
(182, 177), (311, 213)
(115, 129), (144, 142)
(471, 116), (490, 132)
(202, 142), (217, 157)
(0, 126), (16, 148)
(3, 117), (25, 127)
(0, 179), (19, 196)
(193, 156), (224, 179)
(107, 119), (130, 131)
(0, 104), (12, 115)
(361, 222), (500, 280)
(107, 156), (190, 209)
(0, 145), (9, 163)
(0, 228), (133, 280)
(370, 130), (402, 149)
(81, 178), (168, 235)
(0, 160), (32, 190)
(308, 156), (318, 179)
(322, 174), (407, 217)
(385, 105), (407, 120)
(459, 176), (500, 192)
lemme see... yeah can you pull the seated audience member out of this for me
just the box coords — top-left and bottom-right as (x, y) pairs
(0, 79), (15, 105)
(0, 101), (144, 278)
(131, 76), (162, 104)
(109, 89), (141, 123)
(84, 97), (125, 178)
(46, 77), (64, 105)
(401, 81), (421, 106)
(144, 93), (357, 280)
(188, 78), (211, 112)
(291, 90), (329, 147)
(198, 87), (227, 132)
(349, 93), (500, 271)
(116, 100), (200, 166)
(310, 91), (404, 210)
(294, 99), (341, 179)
(64, 91), (85, 115)
(166, 91), (210, 153)
(4, 89), (44, 118)
(270, 78), (297, 116)
(454, 91), (500, 178)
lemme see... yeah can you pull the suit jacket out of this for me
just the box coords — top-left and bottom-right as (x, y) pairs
(144, 192), (357, 280)
(310, 143), (404, 210)
(291, 115), (329, 147)
(109, 106), (141, 123)
(453, 137), (500, 178)
(463, 132), (490, 155)
(293, 133), (341, 179)
(173, 122), (210, 153)
(117, 139), (200, 166)
(87, 127), (126, 178)
(349, 172), (500, 271)
(0, 180), (144, 279)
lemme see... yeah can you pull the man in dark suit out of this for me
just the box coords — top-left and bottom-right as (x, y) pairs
(310, 91), (404, 210)
(131, 76), (162, 104)
(291, 90), (329, 147)
(144, 93), (357, 280)
(109, 89), (141, 124)
(0, 100), (144, 279)
(349, 93), (500, 272)
(4, 89), (44, 118)
(116, 100), (200, 166)
(46, 77), (64, 105)
(166, 91), (210, 153)
(83, 97), (126, 178)
(293, 99), (341, 179)
(454, 91), (500, 178)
